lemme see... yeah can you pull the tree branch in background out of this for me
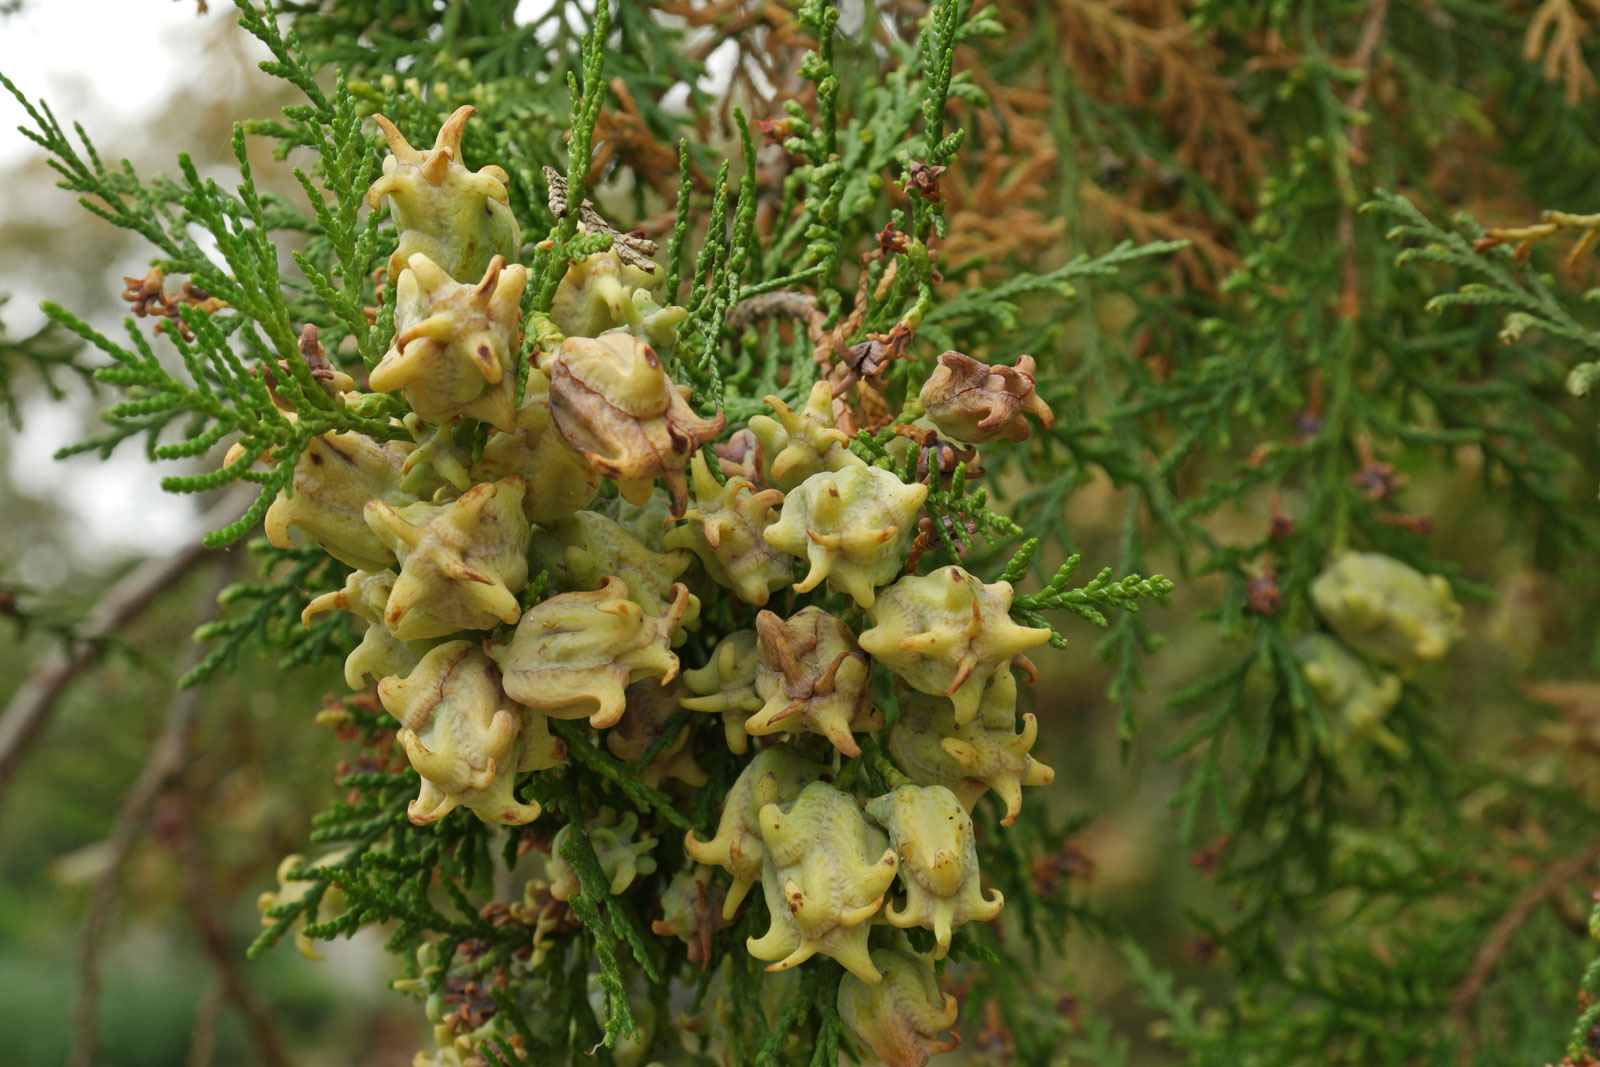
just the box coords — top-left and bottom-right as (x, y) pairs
(65, 557), (292, 1067)
(0, 487), (251, 813)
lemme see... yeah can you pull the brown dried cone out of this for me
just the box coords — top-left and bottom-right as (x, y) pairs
(683, 744), (830, 918)
(919, 351), (1055, 445)
(605, 680), (708, 789)
(886, 675), (1053, 826)
(263, 431), (417, 571)
(366, 105), (521, 283)
(291, 324), (358, 399)
(493, 576), (691, 728)
(664, 454), (794, 606)
(746, 607), (883, 758)
(714, 428), (763, 483)
(368, 253), (526, 433)
(377, 641), (562, 826)
(363, 477), (531, 641)
(837, 948), (961, 1067)
(746, 781), (899, 983)
(542, 332), (726, 514)
(859, 565), (1050, 726)
(650, 864), (731, 969)
(866, 785), (1003, 959)
(468, 371), (601, 524)
(680, 630), (763, 754)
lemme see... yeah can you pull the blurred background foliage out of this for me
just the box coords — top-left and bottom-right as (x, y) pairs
(6, 1), (1600, 1065)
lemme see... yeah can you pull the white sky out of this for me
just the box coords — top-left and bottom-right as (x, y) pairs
(0, 0), (214, 166)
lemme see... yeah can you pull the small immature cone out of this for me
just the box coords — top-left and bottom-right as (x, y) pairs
(377, 641), (541, 826)
(664, 453), (794, 606)
(493, 576), (691, 728)
(257, 849), (350, 962)
(366, 105), (522, 282)
(606, 680), (708, 789)
(543, 332), (726, 515)
(529, 507), (698, 621)
(747, 381), (866, 491)
(680, 630), (764, 754)
(1309, 552), (1463, 675)
(650, 864), (731, 969)
(763, 465), (928, 609)
(549, 246), (665, 339)
(746, 607), (882, 758)
(547, 809), (658, 901)
(368, 252), (526, 433)
(919, 350), (1054, 445)
(886, 675), (1053, 826)
(363, 477), (531, 641)
(866, 785), (1003, 958)
(1295, 632), (1407, 757)
(468, 371), (601, 524)
(263, 431), (417, 571)
(396, 416), (474, 496)
(683, 744), (830, 917)
(301, 569), (420, 690)
(746, 781), (899, 984)
(859, 565), (1050, 725)
(837, 948), (961, 1067)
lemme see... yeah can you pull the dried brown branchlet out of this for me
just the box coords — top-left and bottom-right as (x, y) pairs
(543, 165), (660, 270)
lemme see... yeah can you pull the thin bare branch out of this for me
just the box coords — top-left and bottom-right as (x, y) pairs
(66, 558), (240, 1067)
(0, 487), (251, 813)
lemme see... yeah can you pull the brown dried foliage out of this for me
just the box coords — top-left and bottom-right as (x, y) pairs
(1525, 0), (1600, 106)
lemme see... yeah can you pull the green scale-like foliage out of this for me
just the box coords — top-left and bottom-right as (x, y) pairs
(18, 0), (1600, 1064)
(3, 1), (1179, 1064)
